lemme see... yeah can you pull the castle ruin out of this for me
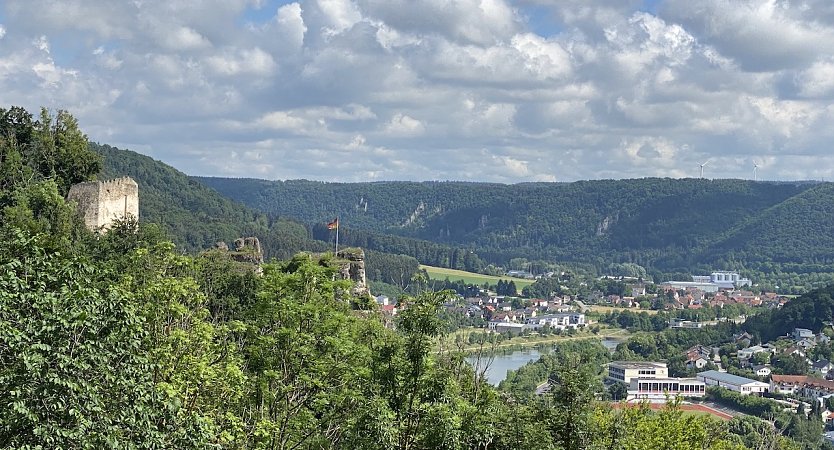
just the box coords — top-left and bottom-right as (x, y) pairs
(67, 177), (139, 231)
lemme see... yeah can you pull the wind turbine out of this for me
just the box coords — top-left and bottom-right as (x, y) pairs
(753, 161), (759, 182)
(699, 160), (711, 179)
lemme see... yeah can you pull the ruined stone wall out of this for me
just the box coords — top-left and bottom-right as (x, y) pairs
(68, 177), (139, 231)
(337, 248), (370, 298)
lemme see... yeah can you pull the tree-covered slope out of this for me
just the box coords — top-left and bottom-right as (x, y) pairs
(702, 182), (834, 268)
(743, 284), (834, 342)
(196, 176), (819, 269)
(94, 144), (431, 285)
(95, 143), (270, 252)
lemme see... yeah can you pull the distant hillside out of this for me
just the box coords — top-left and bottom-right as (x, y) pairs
(195, 177), (832, 276)
(699, 183), (834, 286)
(95, 144), (439, 289)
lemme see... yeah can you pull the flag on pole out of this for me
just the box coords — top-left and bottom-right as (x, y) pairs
(327, 218), (339, 230)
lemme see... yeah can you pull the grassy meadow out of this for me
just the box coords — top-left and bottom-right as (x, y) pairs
(420, 265), (536, 289)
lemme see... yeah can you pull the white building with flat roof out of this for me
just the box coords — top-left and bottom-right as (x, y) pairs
(608, 361), (668, 384)
(697, 370), (769, 395)
(627, 377), (706, 402)
(525, 313), (585, 330)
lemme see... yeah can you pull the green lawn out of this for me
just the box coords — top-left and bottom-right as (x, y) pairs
(420, 265), (536, 289)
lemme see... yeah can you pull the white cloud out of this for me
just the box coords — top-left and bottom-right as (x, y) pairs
(1, 0), (834, 182)
(205, 47), (276, 76)
(276, 3), (307, 49)
(795, 59), (834, 97)
(660, 0), (834, 71)
(317, 0), (362, 35)
(255, 111), (307, 130)
(384, 113), (425, 136)
(159, 26), (212, 51)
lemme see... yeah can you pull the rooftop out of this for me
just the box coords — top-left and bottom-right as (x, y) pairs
(697, 370), (767, 386)
(610, 361), (668, 370)
(632, 377), (703, 383)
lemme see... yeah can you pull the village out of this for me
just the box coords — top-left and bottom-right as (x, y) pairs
(383, 268), (834, 434)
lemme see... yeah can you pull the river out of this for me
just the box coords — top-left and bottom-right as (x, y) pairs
(467, 337), (623, 386)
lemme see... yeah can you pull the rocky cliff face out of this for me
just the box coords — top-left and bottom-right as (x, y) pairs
(337, 248), (370, 298)
(214, 237), (264, 272)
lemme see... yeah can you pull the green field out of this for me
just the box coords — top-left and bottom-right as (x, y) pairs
(420, 265), (536, 289)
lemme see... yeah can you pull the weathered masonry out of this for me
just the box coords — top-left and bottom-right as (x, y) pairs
(67, 177), (139, 231)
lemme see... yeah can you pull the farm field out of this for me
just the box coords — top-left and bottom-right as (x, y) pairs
(420, 265), (536, 289)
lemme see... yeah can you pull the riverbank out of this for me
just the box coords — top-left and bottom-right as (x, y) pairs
(445, 327), (630, 354)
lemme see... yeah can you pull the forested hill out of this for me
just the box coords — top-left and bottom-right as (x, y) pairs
(94, 144), (433, 286)
(195, 177), (830, 276)
(95, 143), (270, 253)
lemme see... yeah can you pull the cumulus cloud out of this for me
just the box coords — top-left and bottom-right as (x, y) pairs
(1, 0), (833, 181)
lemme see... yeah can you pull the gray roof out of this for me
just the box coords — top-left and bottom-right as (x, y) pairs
(813, 359), (832, 369)
(610, 361), (667, 370)
(697, 370), (767, 386)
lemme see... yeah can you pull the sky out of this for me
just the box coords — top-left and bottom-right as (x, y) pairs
(2, 0), (834, 183)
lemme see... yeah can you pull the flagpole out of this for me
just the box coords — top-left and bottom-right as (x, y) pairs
(335, 216), (339, 255)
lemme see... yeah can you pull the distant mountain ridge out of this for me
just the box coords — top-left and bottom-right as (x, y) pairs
(195, 176), (834, 290)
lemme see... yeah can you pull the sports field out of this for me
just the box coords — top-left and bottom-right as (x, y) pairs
(611, 402), (732, 421)
(420, 265), (536, 289)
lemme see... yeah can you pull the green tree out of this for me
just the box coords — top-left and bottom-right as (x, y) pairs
(546, 354), (599, 450)
(244, 254), (377, 450)
(32, 108), (102, 195)
(0, 229), (205, 448)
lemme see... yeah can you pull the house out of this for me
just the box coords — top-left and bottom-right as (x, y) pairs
(684, 345), (713, 370)
(696, 370), (769, 395)
(771, 375), (834, 400)
(375, 295), (390, 306)
(669, 318), (705, 329)
(525, 313), (585, 330)
(751, 364), (772, 377)
(686, 356), (710, 370)
(737, 345), (768, 360)
(813, 360), (834, 377)
(380, 304), (397, 316)
(531, 299), (548, 308)
(797, 338), (817, 351)
(733, 332), (753, 347)
(770, 375), (806, 395)
(783, 346), (806, 358)
(794, 328), (815, 341)
(488, 321), (525, 335)
(629, 284), (647, 297)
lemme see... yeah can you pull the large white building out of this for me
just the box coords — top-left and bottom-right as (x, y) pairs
(525, 313), (585, 330)
(627, 377), (706, 402)
(608, 361), (668, 384)
(697, 370), (769, 395)
(663, 271), (752, 292)
(710, 271), (752, 288)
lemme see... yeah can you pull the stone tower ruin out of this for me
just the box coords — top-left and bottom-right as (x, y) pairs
(67, 177), (139, 231)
